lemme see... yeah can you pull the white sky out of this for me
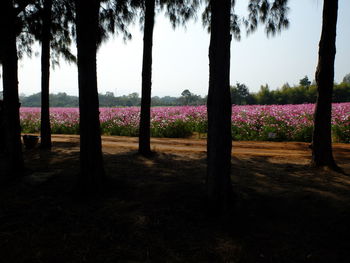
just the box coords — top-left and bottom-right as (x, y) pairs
(1, 0), (350, 97)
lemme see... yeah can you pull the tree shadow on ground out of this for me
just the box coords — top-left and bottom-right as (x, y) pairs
(231, 156), (350, 263)
(0, 145), (350, 263)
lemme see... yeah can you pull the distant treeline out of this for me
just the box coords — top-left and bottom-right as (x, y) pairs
(4, 77), (350, 107)
(12, 90), (207, 107)
(230, 81), (350, 105)
(15, 91), (206, 107)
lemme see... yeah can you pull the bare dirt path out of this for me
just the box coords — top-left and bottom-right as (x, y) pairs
(51, 134), (350, 168)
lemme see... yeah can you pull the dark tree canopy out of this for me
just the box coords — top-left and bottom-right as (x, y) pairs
(14, 0), (75, 64)
(202, 0), (289, 39)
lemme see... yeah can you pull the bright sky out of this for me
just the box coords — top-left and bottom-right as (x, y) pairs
(1, 0), (350, 97)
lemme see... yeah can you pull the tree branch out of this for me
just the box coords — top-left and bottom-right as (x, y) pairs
(15, 0), (36, 17)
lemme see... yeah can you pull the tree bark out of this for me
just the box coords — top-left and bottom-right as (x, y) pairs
(138, 0), (155, 156)
(207, 0), (233, 213)
(75, 0), (105, 193)
(40, 0), (53, 149)
(0, 0), (25, 177)
(312, 0), (338, 169)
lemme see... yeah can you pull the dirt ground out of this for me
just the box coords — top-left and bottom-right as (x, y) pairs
(1, 135), (350, 263)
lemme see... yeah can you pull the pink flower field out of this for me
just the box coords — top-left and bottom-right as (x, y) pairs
(20, 103), (350, 142)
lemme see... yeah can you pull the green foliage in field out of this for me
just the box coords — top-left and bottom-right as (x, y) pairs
(151, 119), (193, 138)
(332, 123), (350, 143)
(21, 115), (349, 143)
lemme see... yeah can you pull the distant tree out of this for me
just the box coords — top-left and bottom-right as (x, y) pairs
(105, 91), (114, 97)
(151, 95), (178, 106)
(311, 0), (339, 170)
(151, 95), (161, 106)
(181, 89), (192, 97)
(245, 94), (257, 105)
(99, 92), (117, 107)
(178, 89), (203, 105)
(274, 83), (290, 104)
(52, 92), (78, 107)
(342, 73), (350, 84)
(333, 83), (350, 102)
(22, 92), (41, 106)
(304, 84), (317, 103)
(299, 75), (311, 87)
(256, 84), (274, 104)
(162, 96), (178, 105)
(127, 92), (140, 106)
(180, 89), (192, 105)
(230, 82), (250, 105)
(287, 86), (308, 104)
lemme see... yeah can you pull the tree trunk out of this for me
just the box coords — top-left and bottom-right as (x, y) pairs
(207, 0), (233, 213)
(75, 0), (105, 193)
(312, 0), (338, 169)
(138, 0), (155, 156)
(40, 0), (53, 149)
(0, 0), (25, 177)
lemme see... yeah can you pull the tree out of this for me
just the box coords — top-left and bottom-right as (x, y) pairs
(256, 84), (274, 105)
(40, 0), (53, 149)
(73, 0), (134, 190)
(206, 0), (233, 212)
(180, 90), (203, 105)
(0, 0), (26, 176)
(206, 0), (289, 213)
(333, 83), (350, 102)
(299, 75), (311, 87)
(181, 89), (192, 97)
(138, 0), (199, 156)
(342, 73), (350, 84)
(75, 0), (105, 192)
(180, 89), (192, 105)
(138, 0), (156, 156)
(230, 82), (250, 105)
(22, 0), (76, 149)
(127, 92), (140, 106)
(311, 0), (339, 170)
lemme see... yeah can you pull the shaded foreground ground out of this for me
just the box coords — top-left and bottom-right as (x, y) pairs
(1, 135), (350, 262)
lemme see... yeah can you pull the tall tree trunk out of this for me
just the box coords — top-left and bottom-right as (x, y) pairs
(312, 0), (338, 169)
(138, 0), (155, 156)
(0, 0), (25, 177)
(207, 0), (233, 213)
(40, 0), (53, 149)
(75, 0), (105, 193)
